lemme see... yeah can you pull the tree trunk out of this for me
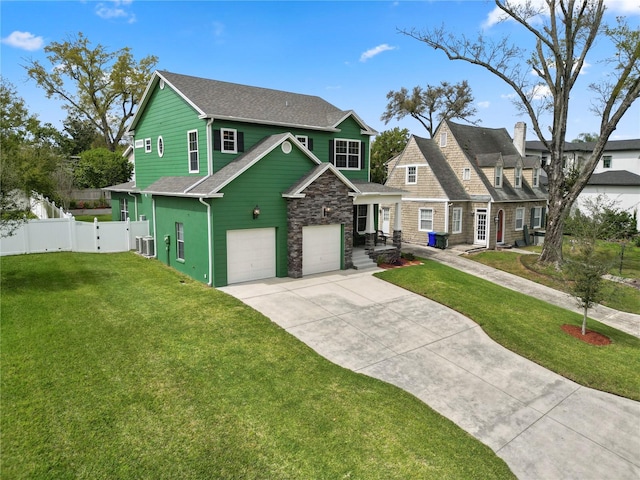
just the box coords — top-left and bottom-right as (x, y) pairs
(582, 306), (588, 336)
(539, 202), (565, 267)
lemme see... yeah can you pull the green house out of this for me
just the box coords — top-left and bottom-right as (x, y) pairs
(105, 71), (404, 286)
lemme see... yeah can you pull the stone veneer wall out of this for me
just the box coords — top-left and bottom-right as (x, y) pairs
(287, 171), (354, 278)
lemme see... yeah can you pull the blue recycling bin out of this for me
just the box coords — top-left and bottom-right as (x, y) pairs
(428, 231), (436, 247)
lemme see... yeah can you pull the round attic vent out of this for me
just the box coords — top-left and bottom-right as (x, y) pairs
(281, 141), (292, 154)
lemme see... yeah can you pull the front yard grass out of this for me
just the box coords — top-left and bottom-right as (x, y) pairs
(74, 213), (112, 222)
(469, 245), (640, 314)
(376, 260), (640, 401)
(1, 252), (514, 479)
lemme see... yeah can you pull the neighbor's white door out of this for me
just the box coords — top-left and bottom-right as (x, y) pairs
(381, 207), (391, 235)
(227, 228), (276, 284)
(302, 224), (341, 276)
(474, 210), (487, 245)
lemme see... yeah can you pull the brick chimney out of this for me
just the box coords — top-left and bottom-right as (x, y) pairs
(513, 122), (526, 156)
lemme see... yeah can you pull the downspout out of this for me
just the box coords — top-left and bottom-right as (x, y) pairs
(444, 200), (450, 233)
(127, 191), (138, 220)
(152, 197), (158, 258)
(199, 197), (213, 287)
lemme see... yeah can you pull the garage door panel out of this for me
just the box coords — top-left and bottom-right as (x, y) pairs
(227, 228), (276, 284)
(303, 224), (341, 276)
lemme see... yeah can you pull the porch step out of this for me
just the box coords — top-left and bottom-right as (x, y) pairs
(352, 249), (378, 270)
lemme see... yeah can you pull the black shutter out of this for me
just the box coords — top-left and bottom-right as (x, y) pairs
(238, 132), (244, 152)
(308, 138), (314, 151)
(328, 139), (334, 165)
(530, 208), (535, 228)
(541, 207), (546, 228)
(360, 141), (365, 169)
(213, 130), (221, 151)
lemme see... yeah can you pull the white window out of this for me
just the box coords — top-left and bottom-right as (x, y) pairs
(495, 165), (503, 187)
(602, 155), (612, 168)
(406, 166), (417, 184)
(334, 139), (361, 169)
(296, 135), (308, 148)
(515, 207), (525, 230)
(532, 207), (543, 228)
(157, 136), (164, 158)
(462, 168), (471, 181)
(515, 165), (522, 188)
(439, 132), (447, 147)
(135, 139), (144, 149)
(419, 208), (433, 232)
(356, 205), (367, 232)
(452, 208), (462, 234)
(176, 222), (184, 261)
(221, 128), (237, 153)
(119, 198), (128, 221)
(533, 167), (540, 187)
(188, 130), (199, 173)
(145, 138), (152, 153)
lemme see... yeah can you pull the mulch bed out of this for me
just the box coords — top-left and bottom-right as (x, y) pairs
(378, 258), (423, 269)
(561, 324), (611, 346)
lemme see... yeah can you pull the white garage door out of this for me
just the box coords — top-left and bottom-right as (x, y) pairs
(302, 224), (341, 276)
(227, 228), (276, 284)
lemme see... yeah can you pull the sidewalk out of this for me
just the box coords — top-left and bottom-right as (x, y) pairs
(401, 243), (640, 339)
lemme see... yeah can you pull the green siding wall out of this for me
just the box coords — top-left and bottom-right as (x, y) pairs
(211, 145), (318, 287)
(133, 84), (207, 190)
(154, 196), (210, 283)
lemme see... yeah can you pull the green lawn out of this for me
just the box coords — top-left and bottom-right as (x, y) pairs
(74, 213), (112, 222)
(376, 260), (640, 401)
(1, 253), (514, 479)
(469, 244), (640, 314)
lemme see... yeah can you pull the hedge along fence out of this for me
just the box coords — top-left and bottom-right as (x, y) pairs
(69, 189), (111, 209)
(0, 217), (149, 256)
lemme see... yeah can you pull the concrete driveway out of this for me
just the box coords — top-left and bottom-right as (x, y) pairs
(220, 269), (640, 480)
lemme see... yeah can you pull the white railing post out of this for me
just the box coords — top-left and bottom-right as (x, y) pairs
(94, 217), (100, 253)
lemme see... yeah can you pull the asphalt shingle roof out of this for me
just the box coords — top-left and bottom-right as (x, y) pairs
(587, 170), (640, 186)
(413, 135), (470, 200)
(158, 71), (362, 131)
(526, 139), (640, 152)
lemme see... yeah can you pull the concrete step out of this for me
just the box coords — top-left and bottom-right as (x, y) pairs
(352, 250), (377, 270)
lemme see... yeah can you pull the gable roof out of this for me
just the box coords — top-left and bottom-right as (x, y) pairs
(446, 120), (521, 163)
(283, 163), (359, 198)
(129, 71), (377, 134)
(413, 136), (470, 200)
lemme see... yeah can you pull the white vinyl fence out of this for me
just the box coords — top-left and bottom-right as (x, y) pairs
(0, 217), (150, 256)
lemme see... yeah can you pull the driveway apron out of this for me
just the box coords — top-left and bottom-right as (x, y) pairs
(220, 270), (640, 480)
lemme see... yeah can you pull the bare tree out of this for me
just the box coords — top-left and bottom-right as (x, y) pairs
(25, 33), (158, 152)
(381, 80), (478, 137)
(401, 0), (640, 267)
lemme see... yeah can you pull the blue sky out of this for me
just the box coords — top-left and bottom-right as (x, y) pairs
(2, 0), (639, 141)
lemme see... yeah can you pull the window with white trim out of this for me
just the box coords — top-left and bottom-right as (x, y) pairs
(157, 136), (164, 157)
(495, 165), (503, 187)
(296, 135), (308, 148)
(356, 205), (367, 232)
(515, 165), (522, 188)
(419, 208), (433, 232)
(439, 132), (447, 147)
(452, 208), (462, 233)
(406, 166), (417, 184)
(602, 155), (612, 168)
(188, 130), (199, 173)
(176, 222), (185, 261)
(533, 167), (540, 187)
(334, 139), (361, 169)
(532, 207), (543, 228)
(462, 168), (471, 181)
(119, 198), (128, 221)
(145, 138), (152, 153)
(515, 207), (525, 230)
(221, 128), (237, 153)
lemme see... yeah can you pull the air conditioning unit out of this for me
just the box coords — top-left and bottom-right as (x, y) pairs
(135, 236), (144, 253)
(141, 236), (155, 257)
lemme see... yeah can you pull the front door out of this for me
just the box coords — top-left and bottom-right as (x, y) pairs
(381, 207), (391, 235)
(496, 209), (504, 243)
(474, 209), (487, 245)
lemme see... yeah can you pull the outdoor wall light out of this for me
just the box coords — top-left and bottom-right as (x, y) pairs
(252, 205), (261, 219)
(322, 206), (332, 217)
(494, 216), (500, 223)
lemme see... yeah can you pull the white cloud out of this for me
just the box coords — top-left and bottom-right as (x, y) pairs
(359, 44), (396, 62)
(501, 92), (517, 99)
(1, 31), (44, 51)
(606, 0), (640, 13)
(530, 83), (551, 100)
(477, 101), (491, 108)
(95, 0), (136, 23)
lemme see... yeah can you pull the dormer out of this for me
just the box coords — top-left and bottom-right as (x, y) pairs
(494, 156), (504, 188)
(514, 158), (523, 189)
